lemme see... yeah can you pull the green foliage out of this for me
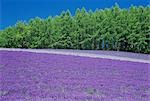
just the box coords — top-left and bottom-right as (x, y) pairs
(0, 5), (150, 53)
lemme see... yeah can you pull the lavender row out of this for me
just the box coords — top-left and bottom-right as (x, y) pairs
(0, 51), (149, 101)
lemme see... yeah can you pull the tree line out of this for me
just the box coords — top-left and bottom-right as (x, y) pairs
(0, 4), (150, 54)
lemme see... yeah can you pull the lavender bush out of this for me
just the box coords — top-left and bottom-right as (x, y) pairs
(0, 51), (149, 101)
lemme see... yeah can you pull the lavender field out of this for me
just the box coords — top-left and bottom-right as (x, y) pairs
(0, 51), (149, 101)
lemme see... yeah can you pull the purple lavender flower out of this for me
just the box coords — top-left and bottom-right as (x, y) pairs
(0, 51), (149, 101)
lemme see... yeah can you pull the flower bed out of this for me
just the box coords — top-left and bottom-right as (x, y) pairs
(0, 51), (149, 101)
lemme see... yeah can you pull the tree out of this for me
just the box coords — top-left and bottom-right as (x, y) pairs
(0, 5), (149, 54)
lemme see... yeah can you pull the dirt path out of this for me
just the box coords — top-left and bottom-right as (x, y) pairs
(0, 48), (149, 63)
